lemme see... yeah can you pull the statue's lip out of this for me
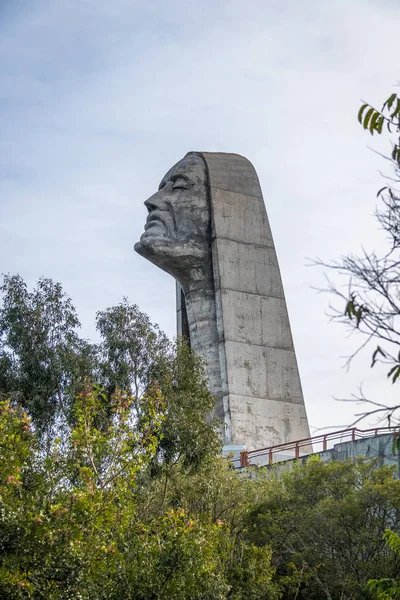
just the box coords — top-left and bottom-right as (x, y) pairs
(145, 210), (165, 229)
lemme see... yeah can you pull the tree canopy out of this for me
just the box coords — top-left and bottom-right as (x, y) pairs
(1, 274), (400, 599)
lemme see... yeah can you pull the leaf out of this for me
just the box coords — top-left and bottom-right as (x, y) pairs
(390, 98), (400, 120)
(358, 103), (369, 124)
(387, 365), (400, 384)
(387, 365), (398, 379)
(355, 308), (363, 326)
(393, 367), (400, 384)
(391, 145), (400, 162)
(363, 107), (374, 130)
(369, 110), (381, 135)
(384, 529), (400, 555)
(392, 146), (400, 167)
(382, 93), (397, 112)
(344, 300), (355, 319)
(376, 115), (384, 134)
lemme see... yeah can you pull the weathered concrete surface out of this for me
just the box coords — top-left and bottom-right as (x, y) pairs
(318, 433), (400, 474)
(251, 433), (400, 480)
(135, 154), (224, 425)
(135, 151), (310, 451)
(200, 152), (310, 450)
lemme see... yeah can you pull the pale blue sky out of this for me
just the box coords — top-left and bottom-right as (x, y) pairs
(1, 0), (399, 434)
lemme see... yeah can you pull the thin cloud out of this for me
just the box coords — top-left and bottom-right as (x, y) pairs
(1, 0), (399, 433)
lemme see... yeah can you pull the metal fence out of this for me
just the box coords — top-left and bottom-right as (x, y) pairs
(235, 426), (399, 468)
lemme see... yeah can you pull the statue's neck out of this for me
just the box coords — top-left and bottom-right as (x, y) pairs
(179, 266), (224, 422)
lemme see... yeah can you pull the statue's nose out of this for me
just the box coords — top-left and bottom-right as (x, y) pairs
(144, 193), (164, 213)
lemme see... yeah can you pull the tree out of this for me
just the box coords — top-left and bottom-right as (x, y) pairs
(246, 457), (400, 600)
(5, 273), (400, 599)
(150, 339), (221, 473)
(0, 274), (280, 598)
(316, 86), (400, 425)
(96, 298), (170, 400)
(0, 386), (280, 600)
(0, 386), (161, 599)
(0, 275), (95, 436)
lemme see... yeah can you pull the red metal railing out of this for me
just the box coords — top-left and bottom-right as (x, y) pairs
(236, 426), (399, 468)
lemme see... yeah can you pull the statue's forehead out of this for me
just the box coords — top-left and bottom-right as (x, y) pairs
(159, 154), (206, 187)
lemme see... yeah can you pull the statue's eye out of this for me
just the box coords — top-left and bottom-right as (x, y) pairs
(172, 176), (190, 190)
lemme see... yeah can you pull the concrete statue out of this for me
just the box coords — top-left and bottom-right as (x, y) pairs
(135, 152), (310, 451)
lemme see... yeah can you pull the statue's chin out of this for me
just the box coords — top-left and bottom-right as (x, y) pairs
(134, 235), (170, 259)
(133, 239), (147, 257)
(134, 235), (208, 280)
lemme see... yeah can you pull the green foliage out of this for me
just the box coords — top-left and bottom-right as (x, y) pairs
(0, 387), (163, 599)
(0, 275), (95, 433)
(247, 458), (400, 600)
(0, 273), (281, 599)
(96, 298), (170, 399)
(3, 417), (397, 600)
(358, 103), (385, 135)
(0, 272), (222, 472)
(1, 365), (400, 600)
(358, 93), (400, 165)
(368, 531), (400, 599)
(344, 293), (367, 328)
(0, 389), (280, 600)
(3, 274), (400, 598)
(0, 277), (177, 442)
(153, 339), (221, 472)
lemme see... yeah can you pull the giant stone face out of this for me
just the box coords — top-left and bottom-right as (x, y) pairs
(134, 153), (210, 282)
